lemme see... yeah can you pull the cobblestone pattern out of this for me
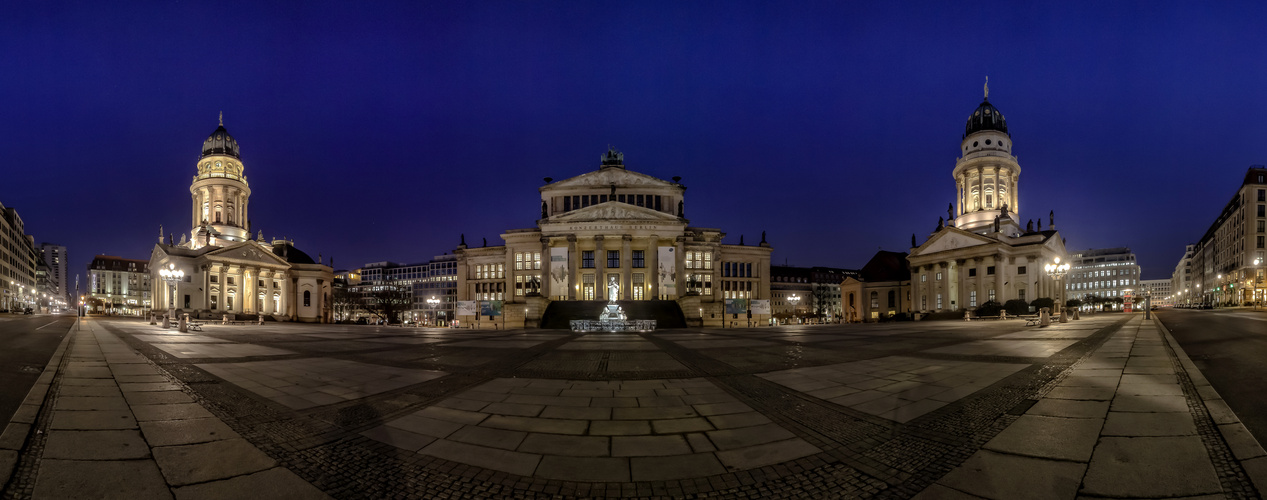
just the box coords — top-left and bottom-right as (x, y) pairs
(1165, 331), (1259, 499)
(95, 319), (1143, 499)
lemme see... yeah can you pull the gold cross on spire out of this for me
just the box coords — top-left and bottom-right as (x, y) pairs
(984, 76), (989, 100)
(218, 111), (223, 126)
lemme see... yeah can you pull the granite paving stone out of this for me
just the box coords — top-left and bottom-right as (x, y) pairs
(982, 415), (1102, 461)
(1081, 436), (1221, 498)
(42, 430), (152, 460)
(934, 449), (1086, 500)
(151, 438), (277, 486)
(32, 459), (173, 500)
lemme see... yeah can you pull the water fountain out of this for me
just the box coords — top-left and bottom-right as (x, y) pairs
(571, 276), (656, 332)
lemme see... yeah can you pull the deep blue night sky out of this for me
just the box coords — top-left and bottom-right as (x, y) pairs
(3, 1), (1266, 281)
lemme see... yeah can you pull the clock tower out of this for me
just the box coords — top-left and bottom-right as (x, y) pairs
(188, 114), (252, 248)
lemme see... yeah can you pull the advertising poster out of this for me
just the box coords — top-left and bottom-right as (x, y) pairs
(456, 300), (478, 316)
(750, 299), (771, 315)
(550, 247), (569, 298)
(724, 298), (748, 315)
(658, 247), (676, 297)
(480, 300), (503, 317)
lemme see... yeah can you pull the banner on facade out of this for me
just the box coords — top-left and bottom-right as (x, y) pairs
(456, 300), (478, 316)
(750, 299), (771, 315)
(657, 246), (676, 297)
(480, 300), (503, 317)
(550, 247), (569, 298)
(724, 298), (748, 315)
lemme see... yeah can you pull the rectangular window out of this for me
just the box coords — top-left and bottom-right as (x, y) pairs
(632, 250), (644, 268)
(921, 274), (927, 282)
(618, 194), (626, 203)
(655, 196), (662, 211)
(581, 195), (590, 208)
(210, 275), (218, 283)
(686, 252), (694, 269)
(1259, 236), (1265, 249)
(600, 194), (607, 203)
(723, 262), (730, 277)
(1018, 266), (1027, 275)
(1259, 189), (1265, 202)
(936, 293), (943, 309)
(228, 277), (235, 286)
(989, 289), (996, 302)
(633, 273), (645, 300)
(591, 195), (598, 206)
(1259, 204), (1265, 217)
(515, 253), (523, 270)
(1258, 220), (1265, 233)
(936, 272), (943, 281)
(747, 263), (752, 277)
(703, 274), (712, 295)
(534, 252), (542, 270)
(515, 275), (524, 296)
(210, 296), (217, 310)
(608, 250), (620, 268)
(582, 274), (595, 300)
(636, 194), (645, 207)
(968, 269), (976, 277)
(987, 266), (995, 275)
(582, 251), (594, 268)
(969, 290), (977, 307)
(1018, 289), (1026, 301)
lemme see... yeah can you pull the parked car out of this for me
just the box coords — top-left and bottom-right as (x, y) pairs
(23, 308), (33, 315)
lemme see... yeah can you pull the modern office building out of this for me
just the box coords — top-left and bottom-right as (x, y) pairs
(1065, 248), (1141, 309)
(39, 243), (69, 303)
(1189, 166), (1267, 306)
(1139, 279), (1172, 307)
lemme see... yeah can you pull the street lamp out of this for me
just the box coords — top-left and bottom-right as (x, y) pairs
(426, 296), (440, 326)
(1254, 258), (1263, 310)
(1045, 257), (1070, 323)
(158, 263), (185, 331)
(788, 294), (801, 324)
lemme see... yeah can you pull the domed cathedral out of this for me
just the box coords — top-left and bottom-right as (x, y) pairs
(454, 147), (773, 328)
(149, 115), (334, 323)
(906, 81), (1070, 315)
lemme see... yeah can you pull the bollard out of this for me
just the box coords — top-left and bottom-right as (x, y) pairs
(1039, 307), (1051, 327)
(1073, 309), (1080, 320)
(179, 313), (188, 333)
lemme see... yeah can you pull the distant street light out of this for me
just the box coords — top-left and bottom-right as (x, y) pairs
(788, 294), (801, 324)
(426, 296), (440, 326)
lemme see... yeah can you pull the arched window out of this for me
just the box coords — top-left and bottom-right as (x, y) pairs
(870, 291), (879, 308)
(848, 292), (855, 307)
(303, 290), (311, 307)
(215, 206), (222, 223)
(888, 291), (896, 308)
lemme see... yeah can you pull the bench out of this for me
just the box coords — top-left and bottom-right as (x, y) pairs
(1020, 315), (1041, 326)
(187, 321), (204, 331)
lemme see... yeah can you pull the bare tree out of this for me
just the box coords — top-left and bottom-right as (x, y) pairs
(331, 286), (361, 322)
(810, 284), (833, 319)
(362, 284), (411, 324)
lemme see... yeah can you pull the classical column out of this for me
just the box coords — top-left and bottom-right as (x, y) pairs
(956, 177), (964, 217)
(995, 255), (1005, 303)
(621, 235), (632, 300)
(976, 167), (984, 211)
(594, 235), (606, 300)
(974, 258), (985, 307)
(566, 235), (578, 300)
(1012, 172), (1019, 214)
(675, 236), (686, 299)
(217, 266), (227, 313)
(647, 235), (659, 300)
(290, 277), (299, 320)
(539, 236), (551, 299)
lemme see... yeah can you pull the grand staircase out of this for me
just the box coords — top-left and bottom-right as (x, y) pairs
(540, 300), (687, 329)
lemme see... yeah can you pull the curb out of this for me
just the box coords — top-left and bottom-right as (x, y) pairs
(0, 319), (78, 486)
(1153, 314), (1267, 494)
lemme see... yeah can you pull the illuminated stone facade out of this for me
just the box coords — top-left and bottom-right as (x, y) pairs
(150, 118), (333, 322)
(454, 148), (772, 328)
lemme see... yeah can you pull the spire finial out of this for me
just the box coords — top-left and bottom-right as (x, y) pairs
(984, 76), (989, 100)
(218, 111), (223, 126)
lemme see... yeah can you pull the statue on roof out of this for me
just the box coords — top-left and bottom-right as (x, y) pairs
(541, 201), (547, 219)
(761, 231), (766, 244)
(159, 225), (164, 243)
(739, 235), (744, 246)
(937, 216), (944, 231)
(1000, 202), (1009, 216)
(1049, 210), (1055, 227)
(1027, 219), (1034, 232)
(984, 76), (989, 100)
(911, 233), (917, 248)
(678, 200), (684, 217)
(947, 203), (954, 221)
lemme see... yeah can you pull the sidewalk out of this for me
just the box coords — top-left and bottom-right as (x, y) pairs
(0, 319), (327, 499)
(917, 314), (1267, 499)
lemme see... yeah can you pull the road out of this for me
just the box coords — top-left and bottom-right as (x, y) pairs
(1157, 307), (1267, 445)
(0, 314), (73, 424)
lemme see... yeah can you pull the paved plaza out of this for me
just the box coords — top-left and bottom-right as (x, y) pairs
(2, 314), (1265, 498)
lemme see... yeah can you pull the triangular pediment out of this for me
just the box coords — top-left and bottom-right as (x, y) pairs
(207, 242), (290, 267)
(546, 167), (676, 190)
(547, 201), (683, 223)
(912, 228), (995, 256)
(1044, 231), (1067, 254)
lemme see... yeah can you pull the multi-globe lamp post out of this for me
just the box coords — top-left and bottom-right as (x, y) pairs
(158, 263), (185, 332)
(1254, 258), (1263, 310)
(1045, 257), (1071, 323)
(788, 294), (801, 324)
